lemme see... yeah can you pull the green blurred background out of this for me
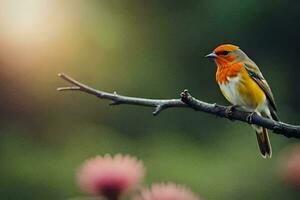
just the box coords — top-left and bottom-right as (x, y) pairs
(1, 0), (300, 199)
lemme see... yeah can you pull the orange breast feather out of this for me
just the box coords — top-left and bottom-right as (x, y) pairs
(216, 63), (243, 84)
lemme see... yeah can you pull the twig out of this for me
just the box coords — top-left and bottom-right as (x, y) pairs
(57, 73), (300, 139)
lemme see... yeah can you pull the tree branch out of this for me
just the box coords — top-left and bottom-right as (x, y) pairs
(57, 73), (300, 139)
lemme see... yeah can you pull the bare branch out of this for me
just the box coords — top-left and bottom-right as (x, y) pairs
(57, 73), (187, 116)
(57, 73), (300, 139)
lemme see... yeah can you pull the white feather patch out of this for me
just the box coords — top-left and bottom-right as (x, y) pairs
(219, 75), (243, 106)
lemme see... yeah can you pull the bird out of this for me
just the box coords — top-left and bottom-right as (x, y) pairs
(205, 44), (279, 158)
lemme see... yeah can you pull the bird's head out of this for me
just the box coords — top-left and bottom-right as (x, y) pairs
(205, 44), (246, 65)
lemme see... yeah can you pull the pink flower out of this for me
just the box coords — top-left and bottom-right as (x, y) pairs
(280, 145), (300, 187)
(132, 182), (201, 200)
(77, 154), (145, 200)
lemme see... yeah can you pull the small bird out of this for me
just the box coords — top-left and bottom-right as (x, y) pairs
(205, 44), (279, 158)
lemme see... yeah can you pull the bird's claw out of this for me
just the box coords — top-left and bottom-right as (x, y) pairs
(247, 112), (255, 124)
(225, 105), (238, 119)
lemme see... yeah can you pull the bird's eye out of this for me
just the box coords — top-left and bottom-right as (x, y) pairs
(222, 51), (229, 55)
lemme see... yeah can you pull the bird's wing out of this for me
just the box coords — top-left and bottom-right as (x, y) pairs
(244, 63), (277, 112)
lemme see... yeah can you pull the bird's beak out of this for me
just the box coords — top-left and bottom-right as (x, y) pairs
(205, 52), (217, 58)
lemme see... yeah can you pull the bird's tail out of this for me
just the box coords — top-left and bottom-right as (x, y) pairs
(255, 127), (272, 158)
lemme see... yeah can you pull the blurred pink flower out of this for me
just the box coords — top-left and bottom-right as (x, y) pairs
(132, 182), (201, 200)
(77, 154), (145, 200)
(280, 145), (300, 187)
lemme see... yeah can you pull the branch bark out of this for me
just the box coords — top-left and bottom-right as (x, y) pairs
(57, 73), (300, 139)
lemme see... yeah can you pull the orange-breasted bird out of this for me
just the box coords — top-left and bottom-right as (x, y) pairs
(206, 44), (279, 158)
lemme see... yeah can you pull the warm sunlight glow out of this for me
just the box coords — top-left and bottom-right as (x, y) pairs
(0, 0), (54, 40)
(0, 0), (82, 72)
(2, 0), (46, 31)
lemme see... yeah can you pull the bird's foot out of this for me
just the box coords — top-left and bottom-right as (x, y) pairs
(225, 105), (239, 119)
(247, 112), (255, 124)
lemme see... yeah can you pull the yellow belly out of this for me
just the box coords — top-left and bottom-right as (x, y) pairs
(238, 75), (266, 109)
(219, 72), (266, 110)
